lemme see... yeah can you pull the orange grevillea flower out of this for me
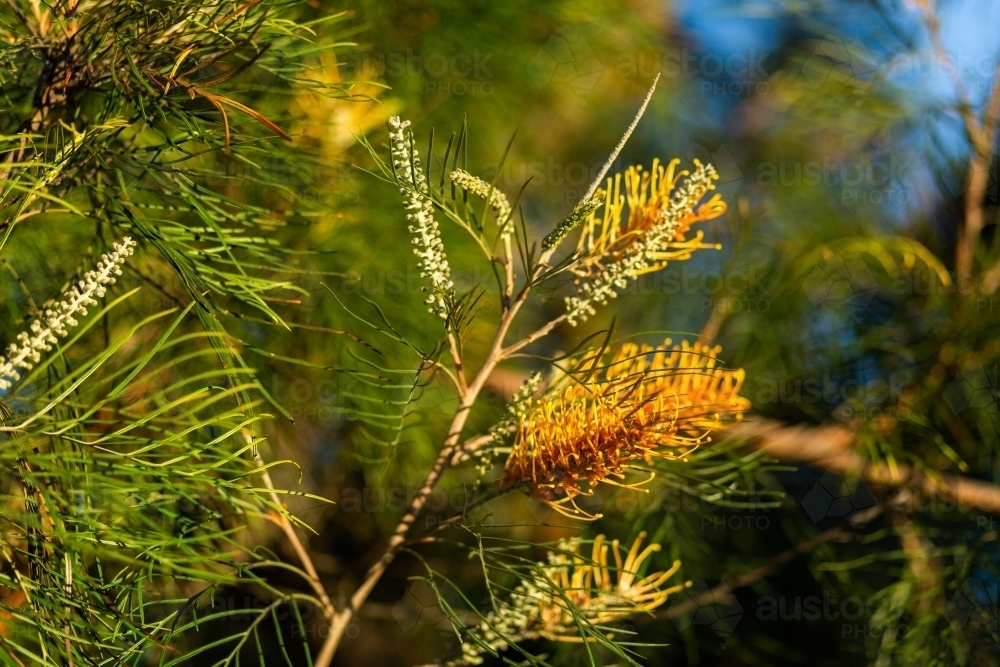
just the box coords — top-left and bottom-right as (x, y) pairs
(565, 159), (729, 325)
(459, 532), (688, 661)
(501, 339), (750, 518)
(572, 158), (727, 281)
(533, 532), (688, 636)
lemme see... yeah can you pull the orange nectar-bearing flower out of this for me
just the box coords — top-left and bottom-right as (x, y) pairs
(501, 339), (750, 519)
(573, 157), (727, 281)
(530, 532), (689, 640)
(458, 532), (690, 662)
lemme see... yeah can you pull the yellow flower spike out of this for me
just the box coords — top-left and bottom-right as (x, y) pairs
(573, 157), (726, 283)
(489, 533), (689, 646)
(502, 339), (750, 517)
(618, 531), (653, 591)
(565, 157), (728, 325)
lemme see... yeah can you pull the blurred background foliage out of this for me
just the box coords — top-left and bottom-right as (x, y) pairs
(2, 0), (1000, 664)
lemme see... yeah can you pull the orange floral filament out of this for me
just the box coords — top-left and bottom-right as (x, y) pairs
(502, 339), (750, 518)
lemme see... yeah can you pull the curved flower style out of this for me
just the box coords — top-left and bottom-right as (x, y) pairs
(0, 237), (136, 391)
(565, 158), (727, 325)
(502, 339), (750, 517)
(457, 532), (688, 665)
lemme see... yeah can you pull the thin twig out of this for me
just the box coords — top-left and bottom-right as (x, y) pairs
(319, 283), (527, 663)
(245, 433), (334, 619)
(659, 521), (857, 621)
(502, 313), (567, 357)
(449, 433), (494, 466)
(407, 486), (517, 544)
(581, 75), (660, 202)
(445, 331), (469, 396)
(921, 6), (1000, 286)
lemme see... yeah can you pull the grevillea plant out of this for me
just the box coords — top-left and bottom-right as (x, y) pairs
(308, 79), (776, 666)
(0, 13), (771, 657)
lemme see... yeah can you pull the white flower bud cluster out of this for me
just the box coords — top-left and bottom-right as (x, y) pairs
(565, 161), (719, 325)
(388, 116), (454, 318)
(0, 237), (136, 391)
(455, 538), (589, 666)
(474, 371), (543, 486)
(453, 575), (546, 666)
(448, 169), (512, 235)
(453, 536), (637, 665)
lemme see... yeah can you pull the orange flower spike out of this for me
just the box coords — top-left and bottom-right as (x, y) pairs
(567, 158), (727, 324)
(502, 339), (750, 518)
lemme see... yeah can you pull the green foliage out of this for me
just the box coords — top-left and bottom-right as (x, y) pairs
(0, 0), (358, 662)
(3, 0), (999, 665)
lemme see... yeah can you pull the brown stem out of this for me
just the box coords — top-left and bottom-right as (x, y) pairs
(445, 331), (468, 396)
(921, 6), (1000, 286)
(250, 445), (334, 618)
(315, 83), (662, 664)
(729, 418), (1000, 514)
(318, 388), (475, 662)
(501, 314), (567, 357)
(244, 432), (335, 651)
(317, 288), (532, 664)
(449, 433), (493, 466)
(892, 512), (943, 617)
